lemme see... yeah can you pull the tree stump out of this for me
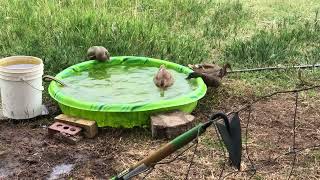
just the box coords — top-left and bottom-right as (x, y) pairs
(151, 111), (195, 139)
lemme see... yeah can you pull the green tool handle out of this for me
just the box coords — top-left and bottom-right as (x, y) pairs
(112, 122), (210, 180)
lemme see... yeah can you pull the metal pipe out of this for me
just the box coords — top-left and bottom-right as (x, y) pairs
(227, 64), (320, 73)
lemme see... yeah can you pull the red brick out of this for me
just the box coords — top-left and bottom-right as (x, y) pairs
(55, 114), (98, 138)
(48, 122), (82, 136)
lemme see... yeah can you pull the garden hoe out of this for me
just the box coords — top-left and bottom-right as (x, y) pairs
(111, 112), (242, 180)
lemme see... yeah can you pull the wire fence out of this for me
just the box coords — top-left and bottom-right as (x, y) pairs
(219, 85), (320, 180)
(141, 84), (320, 179)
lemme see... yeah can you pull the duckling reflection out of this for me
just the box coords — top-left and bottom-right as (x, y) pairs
(88, 66), (111, 80)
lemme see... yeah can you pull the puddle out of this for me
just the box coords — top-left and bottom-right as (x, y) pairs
(48, 163), (74, 180)
(0, 168), (11, 179)
(41, 105), (49, 116)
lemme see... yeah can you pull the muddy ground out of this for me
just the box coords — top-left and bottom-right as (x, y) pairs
(0, 88), (320, 180)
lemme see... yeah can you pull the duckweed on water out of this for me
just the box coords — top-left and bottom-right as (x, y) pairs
(60, 64), (197, 104)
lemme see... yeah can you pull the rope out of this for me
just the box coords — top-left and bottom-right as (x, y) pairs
(273, 145), (320, 162)
(287, 92), (299, 180)
(156, 143), (198, 165)
(233, 84), (320, 114)
(184, 126), (201, 180)
(214, 123), (227, 180)
(245, 106), (256, 179)
(141, 167), (154, 180)
(141, 127), (201, 179)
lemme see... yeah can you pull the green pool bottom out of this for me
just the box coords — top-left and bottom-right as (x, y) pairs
(58, 101), (197, 128)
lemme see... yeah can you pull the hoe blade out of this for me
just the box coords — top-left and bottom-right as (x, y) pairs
(216, 112), (242, 170)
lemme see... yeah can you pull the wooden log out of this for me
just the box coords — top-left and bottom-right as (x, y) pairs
(151, 111), (195, 139)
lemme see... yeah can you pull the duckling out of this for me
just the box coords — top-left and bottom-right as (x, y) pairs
(153, 65), (174, 96)
(87, 46), (110, 62)
(186, 63), (231, 87)
(188, 63), (231, 78)
(188, 63), (216, 70)
(186, 72), (221, 88)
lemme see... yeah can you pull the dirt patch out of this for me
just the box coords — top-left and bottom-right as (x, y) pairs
(0, 89), (320, 179)
(0, 120), (121, 179)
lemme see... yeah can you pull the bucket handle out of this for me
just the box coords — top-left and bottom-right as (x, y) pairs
(43, 75), (68, 87)
(20, 77), (44, 91)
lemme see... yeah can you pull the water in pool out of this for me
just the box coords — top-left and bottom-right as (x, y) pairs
(59, 64), (197, 104)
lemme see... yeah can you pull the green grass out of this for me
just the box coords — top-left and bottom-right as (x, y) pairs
(0, 0), (319, 92)
(202, 136), (226, 150)
(1, 1), (320, 179)
(224, 18), (320, 67)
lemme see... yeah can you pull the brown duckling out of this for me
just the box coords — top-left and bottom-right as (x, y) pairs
(188, 63), (216, 70)
(154, 65), (174, 95)
(186, 72), (221, 88)
(188, 63), (231, 78)
(186, 63), (231, 87)
(87, 46), (110, 62)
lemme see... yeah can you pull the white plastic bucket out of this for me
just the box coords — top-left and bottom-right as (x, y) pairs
(0, 56), (44, 119)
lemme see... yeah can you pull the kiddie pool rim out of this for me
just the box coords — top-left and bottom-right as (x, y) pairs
(48, 56), (207, 127)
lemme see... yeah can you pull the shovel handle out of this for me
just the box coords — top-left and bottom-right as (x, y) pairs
(111, 112), (233, 180)
(112, 123), (207, 180)
(43, 75), (67, 87)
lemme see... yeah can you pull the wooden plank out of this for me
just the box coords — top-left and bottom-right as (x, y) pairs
(55, 114), (98, 138)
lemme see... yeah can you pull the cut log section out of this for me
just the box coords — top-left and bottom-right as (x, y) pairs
(151, 111), (195, 139)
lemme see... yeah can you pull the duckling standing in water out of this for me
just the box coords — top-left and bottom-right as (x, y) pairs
(87, 46), (110, 62)
(153, 65), (174, 96)
(186, 63), (231, 88)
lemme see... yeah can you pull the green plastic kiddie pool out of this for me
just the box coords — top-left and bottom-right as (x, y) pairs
(48, 56), (207, 128)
